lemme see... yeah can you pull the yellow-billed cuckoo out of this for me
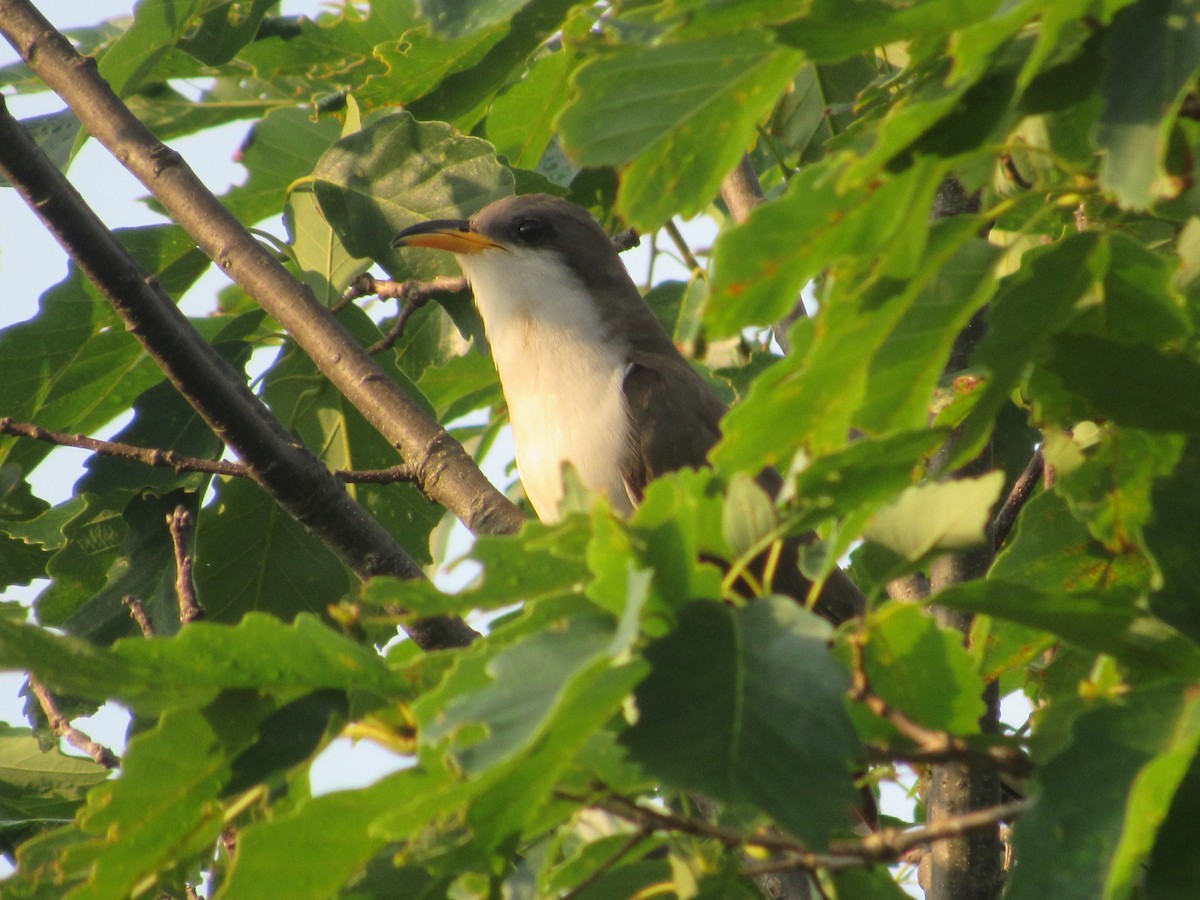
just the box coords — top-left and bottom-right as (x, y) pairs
(393, 194), (863, 625)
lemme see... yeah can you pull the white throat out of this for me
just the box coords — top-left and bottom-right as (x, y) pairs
(458, 248), (634, 522)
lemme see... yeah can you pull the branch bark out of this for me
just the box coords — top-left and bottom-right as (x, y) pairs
(0, 0), (522, 540)
(0, 96), (475, 651)
(924, 178), (1003, 900)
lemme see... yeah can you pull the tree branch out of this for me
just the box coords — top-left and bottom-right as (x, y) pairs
(0, 0), (522, 540)
(0, 417), (419, 485)
(27, 675), (119, 769)
(992, 449), (1043, 550)
(0, 97), (475, 651)
(168, 506), (204, 625)
(568, 789), (1028, 878)
(720, 156), (807, 353)
(848, 634), (1032, 778)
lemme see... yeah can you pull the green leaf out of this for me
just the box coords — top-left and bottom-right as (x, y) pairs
(721, 473), (776, 560)
(857, 239), (1003, 433)
(864, 470), (1004, 562)
(953, 232), (1105, 467)
(417, 0), (534, 39)
(195, 475), (351, 623)
(97, 0), (214, 98)
(0, 724), (108, 855)
(218, 765), (455, 900)
(487, 45), (576, 169)
(423, 611), (620, 772)
(1038, 334), (1200, 435)
(1008, 681), (1200, 899)
(407, 0), (579, 125)
(773, 0), (1003, 62)
(180, 0), (276, 65)
(1144, 751), (1200, 897)
(312, 111), (513, 279)
(1146, 439), (1200, 643)
(62, 695), (272, 900)
(937, 581), (1200, 678)
(622, 597), (860, 846)
(0, 613), (404, 715)
(1097, 0), (1200, 208)
(842, 602), (986, 737)
(285, 188), (371, 307)
(559, 31), (803, 229)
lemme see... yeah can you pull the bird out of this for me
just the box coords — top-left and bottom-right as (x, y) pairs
(393, 194), (863, 625)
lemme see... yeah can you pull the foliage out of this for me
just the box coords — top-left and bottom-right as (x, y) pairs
(0, 0), (1199, 897)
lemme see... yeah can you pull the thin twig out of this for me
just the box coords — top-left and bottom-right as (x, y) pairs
(560, 830), (650, 900)
(122, 594), (155, 637)
(992, 449), (1043, 549)
(663, 219), (703, 276)
(0, 417), (419, 484)
(27, 675), (119, 769)
(848, 634), (1032, 777)
(168, 506), (204, 624)
(742, 801), (1030, 876)
(567, 789), (1028, 876)
(1000, 155), (1032, 190)
(612, 227), (640, 253)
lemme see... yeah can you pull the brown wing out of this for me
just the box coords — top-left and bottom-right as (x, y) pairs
(619, 357), (727, 503)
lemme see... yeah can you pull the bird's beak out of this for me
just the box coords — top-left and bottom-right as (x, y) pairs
(391, 219), (503, 254)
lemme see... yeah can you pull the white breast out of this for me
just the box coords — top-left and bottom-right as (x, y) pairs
(458, 248), (634, 522)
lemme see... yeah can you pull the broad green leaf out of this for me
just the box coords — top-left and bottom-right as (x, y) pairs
(0, 724), (108, 855)
(1144, 751), (1200, 897)
(62, 695), (272, 900)
(194, 475), (351, 623)
(285, 189), (371, 307)
(312, 112), (513, 279)
(423, 611), (618, 772)
(990, 490), (1151, 593)
(1097, 0), (1200, 207)
(711, 211), (975, 474)
(407, 0), (579, 125)
(417, 0), (534, 38)
(787, 430), (944, 527)
(559, 31), (803, 229)
(953, 232), (1105, 467)
(773, 0), (1004, 62)
(841, 602), (986, 738)
(219, 107), (345, 225)
(864, 470), (1004, 562)
(180, 0), (276, 65)
(50, 491), (199, 644)
(1008, 681), (1200, 899)
(936, 582), (1200, 678)
(0, 613), (403, 715)
(97, 0), (215, 98)
(722, 473), (776, 560)
(1146, 440), (1200, 643)
(857, 239), (1003, 433)
(1038, 334), (1200, 435)
(1050, 427), (1185, 556)
(487, 46), (576, 169)
(622, 597), (860, 846)
(218, 765), (455, 900)
(357, 25), (506, 110)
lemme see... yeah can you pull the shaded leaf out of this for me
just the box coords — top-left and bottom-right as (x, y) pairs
(623, 597), (860, 846)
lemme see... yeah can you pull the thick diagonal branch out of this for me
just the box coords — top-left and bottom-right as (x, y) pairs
(0, 0), (522, 540)
(0, 98), (474, 651)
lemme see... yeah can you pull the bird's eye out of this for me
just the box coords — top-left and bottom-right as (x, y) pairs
(515, 218), (551, 245)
